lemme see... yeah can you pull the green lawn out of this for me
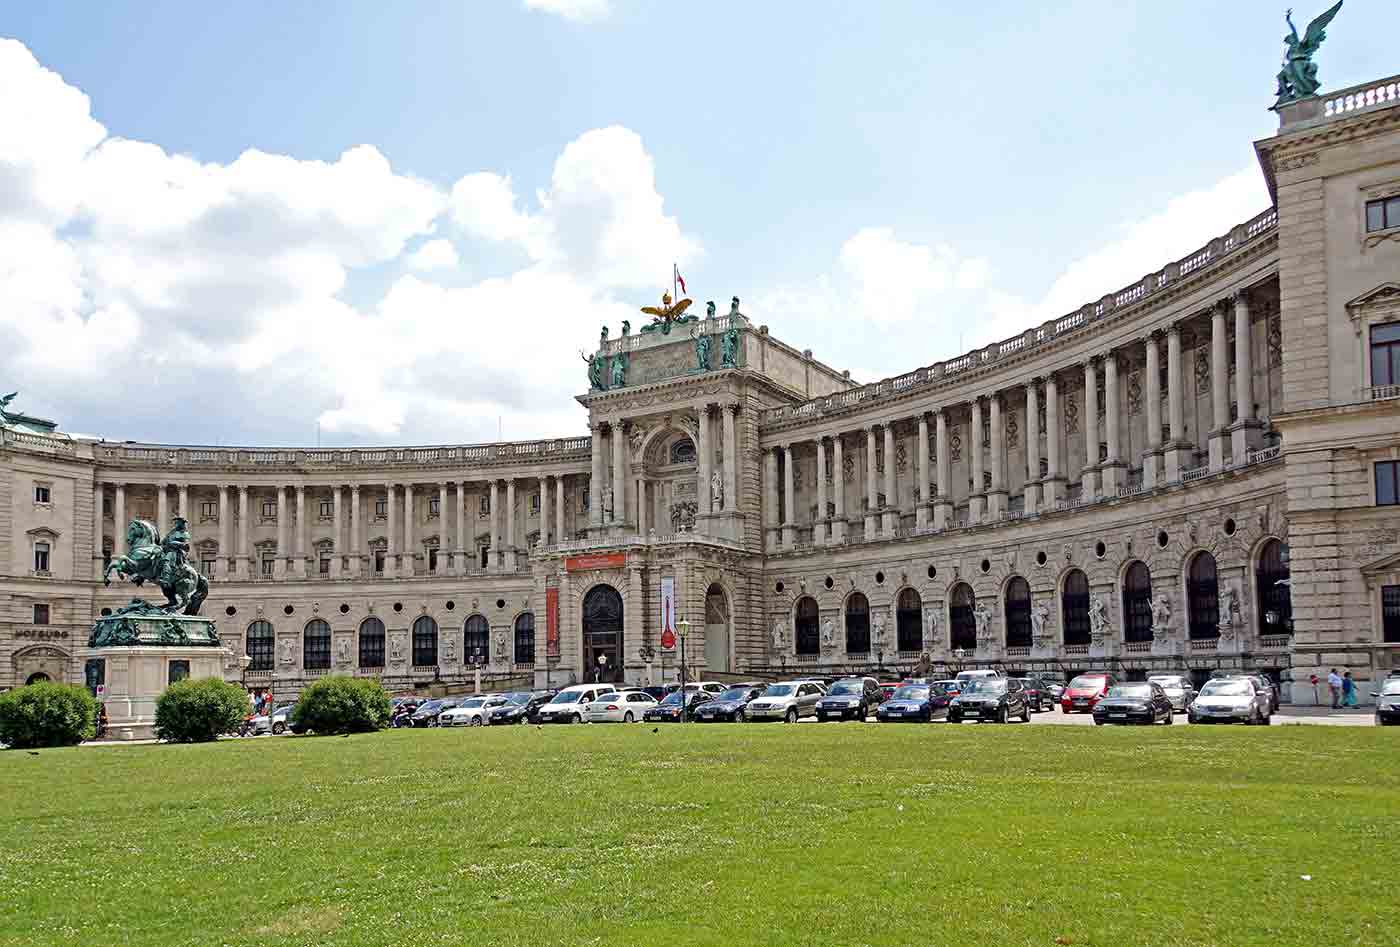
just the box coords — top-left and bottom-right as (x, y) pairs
(2, 724), (1397, 946)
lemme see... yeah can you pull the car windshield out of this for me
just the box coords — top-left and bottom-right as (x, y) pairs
(763, 684), (797, 697)
(552, 692), (585, 704)
(717, 688), (750, 701)
(892, 685), (929, 700)
(1200, 680), (1253, 697)
(828, 681), (863, 696)
(964, 680), (1007, 696)
(1148, 677), (1184, 689)
(1107, 684), (1152, 699)
(504, 692), (531, 704)
(1382, 680), (1400, 696)
(459, 698), (487, 708)
(416, 700), (442, 713)
(595, 693), (622, 702)
(1068, 675), (1107, 690)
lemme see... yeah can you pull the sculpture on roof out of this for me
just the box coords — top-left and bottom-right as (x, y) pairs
(580, 351), (604, 390)
(639, 291), (696, 335)
(1274, 2), (1344, 107)
(610, 351), (628, 388)
(721, 324), (741, 368)
(0, 391), (17, 424)
(693, 327), (712, 371)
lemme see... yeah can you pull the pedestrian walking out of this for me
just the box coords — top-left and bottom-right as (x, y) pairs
(1342, 671), (1357, 707)
(1327, 668), (1343, 708)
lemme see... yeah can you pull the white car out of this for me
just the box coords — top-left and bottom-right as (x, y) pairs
(535, 684), (615, 724)
(246, 704), (294, 735)
(583, 690), (658, 723)
(440, 695), (508, 727)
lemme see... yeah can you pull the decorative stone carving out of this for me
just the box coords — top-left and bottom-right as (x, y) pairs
(1064, 395), (1079, 434)
(1218, 583), (1239, 635)
(1127, 373), (1142, 416)
(973, 601), (993, 643)
(670, 500), (696, 529)
(820, 618), (836, 651)
(1195, 350), (1211, 392)
(842, 452), (856, 483)
(1151, 593), (1173, 634)
(1031, 599), (1053, 643)
(336, 636), (350, 666)
(1088, 595), (1110, 642)
(279, 637), (295, 666)
(494, 630), (508, 662)
(389, 634), (406, 666)
(1268, 315), (1283, 367)
(771, 619), (786, 653)
(1005, 411), (1018, 443)
(924, 608), (939, 644)
(950, 430), (962, 461)
(895, 442), (908, 473)
(710, 470), (724, 508)
(871, 611), (887, 649)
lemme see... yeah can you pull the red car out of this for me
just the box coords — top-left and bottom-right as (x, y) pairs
(1061, 673), (1115, 713)
(880, 682), (902, 700)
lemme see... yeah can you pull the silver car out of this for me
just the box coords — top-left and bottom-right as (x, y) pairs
(1188, 677), (1271, 725)
(745, 680), (827, 722)
(1147, 674), (1196, 712)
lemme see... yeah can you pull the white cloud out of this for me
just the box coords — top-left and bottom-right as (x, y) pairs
(522, 0), (611, 22)
(405, 238), (460, 271)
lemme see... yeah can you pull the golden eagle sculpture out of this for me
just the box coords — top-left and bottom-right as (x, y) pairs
(639, 291), (695, 335)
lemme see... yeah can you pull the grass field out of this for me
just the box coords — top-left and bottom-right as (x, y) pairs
(2, 724), (1398, 947)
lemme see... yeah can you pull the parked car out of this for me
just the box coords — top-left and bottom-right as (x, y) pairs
(1043, 680), (1065, 702)
(955, 669), (1005, 686)
(584, 690), (658, 723)
(408, 698), (453, 727)
(679, 681), (730, 696)
(1375, 678), (1400, 726)
(1013, 677), (1054, 712)
(488, 690), (555, 725)
(746, 680), (827, 722)
(1061, 673), (1116, 713)
(815, 677), (885, 722)
(639, 686), (672, 702)
(932, 678), (966, 698)
(441, 695), (510, 727)
(643, 689), (713, 723)
(876, 683), (951, 722)
(390, 698), (425, 728)
(693, 684), (766, 722)
(247, 704), (295, 735)
(1092, 682), (1175, 725)
(1146, 674), (1196, 712)
(1188, 677), (1271, 725)
(879, 682), (902, 700)
(948, 678), (1030, 723)
(535, 685), (612, 724)
(1211, 671), (1280, 713)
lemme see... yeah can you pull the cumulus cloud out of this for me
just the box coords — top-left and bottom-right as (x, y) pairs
(405, 238), (460, 271)
(522, 0), (611, 22)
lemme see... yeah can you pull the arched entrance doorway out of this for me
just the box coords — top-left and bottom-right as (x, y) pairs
(25, 672), (51, 686)
(704, 584), (730, 672)
(583, 584), (624, 683)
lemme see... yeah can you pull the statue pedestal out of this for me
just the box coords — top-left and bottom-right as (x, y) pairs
(92, 645), (234, 740)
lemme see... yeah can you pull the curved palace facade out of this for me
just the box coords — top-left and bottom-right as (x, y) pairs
(5, 75), (1400, 703)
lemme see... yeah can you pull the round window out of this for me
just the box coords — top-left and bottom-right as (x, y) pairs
(1036, 550), (1047, 567)
(1094, 541), (1107, 560)
(980, 559), (991, 574)
(1157, 530), (1169, 549)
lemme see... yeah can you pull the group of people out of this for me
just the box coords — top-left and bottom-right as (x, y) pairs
(1326, 668), (1359, 708)
(248, 689), (274, 716)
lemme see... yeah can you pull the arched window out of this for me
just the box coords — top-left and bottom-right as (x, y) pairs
(845, 593), (870, 654)
(303, 619), (331, 670)
(794, 596), (819, 655)
(1062, 570), (1090, 646)
(1187, 552), (1220, 639)
(464, 615), (490, 663)
(514, 612), (535, 665)
(896, 588), (922, 652)
(1122, 562), (1153, 643)
(670, 438), (696, 465)
(1004, 577), (1031, 648)
(412, 616), (439, 667)
(949, 583), (976, 651)
(246, 620), (274, 671)
(1255, 539), (1291, 636)
(359, 617), (385, 668)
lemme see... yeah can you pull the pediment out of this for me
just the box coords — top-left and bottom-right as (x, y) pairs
(1360, 549), (1400, 577)
(1346, 283), (1400, 320)
(26, 526), (61, 539)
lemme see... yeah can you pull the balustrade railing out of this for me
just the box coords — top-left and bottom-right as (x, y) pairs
(1181, 465), (1210, 483)
(1323, 76), (1400, 120)
(1366, 384), (1400, 402)
(1188, 638), (1218, 652)
(1124, 641), (1152, 653)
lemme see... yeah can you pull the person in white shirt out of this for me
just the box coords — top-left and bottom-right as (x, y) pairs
(1327, 668), (1343, 709)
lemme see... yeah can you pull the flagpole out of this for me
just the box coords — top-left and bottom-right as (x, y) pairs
(672, 262), (677, 303)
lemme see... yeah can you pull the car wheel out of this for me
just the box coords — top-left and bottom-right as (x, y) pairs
(786, 708), (798, 724)
(623, 711), (634, 723)
(735, 708), (746, 723)
(1093, 718), (1105, 725)
(272, 722), (285, 735)
(1164, 707), (1174, 725)
(1020, 703), (1031, 723)
(996, 706), (1008, 724)
(570, 714), (581, 725)
(471, 716), (484, 727)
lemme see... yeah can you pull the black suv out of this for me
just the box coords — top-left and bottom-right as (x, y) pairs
(948, 678), (1031, 723)
(488, 690), (555, 725)
(815, 677), (885, 721)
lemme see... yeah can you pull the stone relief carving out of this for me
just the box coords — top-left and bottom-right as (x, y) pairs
(842, 452), (856, 483)
(973, 601), (993, 643)
(1031, 599), (1052, 643)
(1217, 584), (1239, 636)
(1005, 411), (1018, 443)
(820, 618), (836, 651)
(871, 611), (887, 649)
(1064, 395), (1079, 435)
(1088, 596), (1110, 642)
(389, 634), (406, 666)
(336, 636), (350, 666)
(671, 500), (697, 529)
(924, 608), (939, 643)
(950, 430), (962, 461)
(1268, 316), (1283, 367)
(442, 636), (456, 663)
(1127, 373), (1142, 416)
(279, 637), (295, 666)
(494, 630), (507, 662)
(1194, 351), (1211, 392)
(771, 619), (786, 653)
(895, 442), (908, 473)
(1151, 593), (1173, 634)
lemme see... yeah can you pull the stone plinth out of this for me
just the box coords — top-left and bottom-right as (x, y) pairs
(91, 645), (235, 740)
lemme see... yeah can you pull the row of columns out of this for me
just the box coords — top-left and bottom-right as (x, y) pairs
(95, 476), (576, 580)
(763, 292), (1260, 549)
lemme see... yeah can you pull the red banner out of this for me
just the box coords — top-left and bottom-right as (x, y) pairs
(565, 552), (626, 572)
(546, 586), (559, 659)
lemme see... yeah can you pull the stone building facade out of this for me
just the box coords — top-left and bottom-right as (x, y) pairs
(4, 74), (1400, 703)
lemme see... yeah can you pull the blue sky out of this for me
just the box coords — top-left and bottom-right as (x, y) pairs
(1, 1), (1393, 445)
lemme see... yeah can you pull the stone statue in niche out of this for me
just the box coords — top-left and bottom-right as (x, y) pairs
(1151, 593), (1173, 634)
(820, 618), (835, 651)
(771, 619), (785, 653)
(925, 608), (939, 643)
(872, 611), (887, 649)
(442, 636), (456, 663)
(336, 636), (350, 666)
(711, 470), (724, 508)
(973, 602), (993, 642)
(1088, 595), (1110, 641)
(1031, 599), (1051, 642)
(1218, 584), (1239, 632)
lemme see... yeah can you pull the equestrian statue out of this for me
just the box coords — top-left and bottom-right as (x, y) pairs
(104, 516), (210, 616)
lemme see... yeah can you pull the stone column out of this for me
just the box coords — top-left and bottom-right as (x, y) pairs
(882, 423), (897, 535)
(864, 427), (878, 537)
(555, 476), (566, 544)
(1045, 376), (1064, 505)
(238, 486), (250, 577)
(218, 485), (231, 577)
(1209, 303), (1230, 470)
(1024, 383), (1040, 514)
(589, 425), (604, 530)
(453, 481), (466, 572)
(722, 403), (738, 513)
(92, 483), (105, 580)
(916, 413), (931, 528)
(764, 447), (780, 549)
(403, 483), (416, 576)
(157, 483), (170, 536)
(489, 480), (500, 572)
(934, 411), (952, 529)
(988, 396), (1006, 517)
(610, 426), (627, 527)
(113, 483), (127, 556)
(295, 485), (307, 577)
(1082, 361), (1099, 497)
(832, 435), (847, 543)
(385, 484), (397, 577)
(636, 477), (647, 535)
(504, 479), (516, 569)
(350, 485), (362, 576)
(177, 484), (188, 523)
(539, 477), (551, 548)
(815, 437), (828, 546)
(696, 407), (712, 518)
(1102, 354), (1123, 492)
(275, 486), (288, 577)
(331, 485), (344, 578)
(1231, 291), (1261, 459)
(782, 444), (796, 549)
(969, 400), (985, 524)
(1165, 324), (1189, 480)
(1144, 335), (1163, 488)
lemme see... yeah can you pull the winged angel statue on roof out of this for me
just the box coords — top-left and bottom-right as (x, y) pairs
(1274, 2), (1343, 108)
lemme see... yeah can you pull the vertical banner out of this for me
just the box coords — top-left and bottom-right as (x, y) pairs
(546, 586), (560, 659)
(659, 576), (676, 651)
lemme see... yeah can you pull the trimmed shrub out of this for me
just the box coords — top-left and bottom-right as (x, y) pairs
(0, 682), (98, 749)
(292, 676), (392, 735)
(154, 677), (248, 743)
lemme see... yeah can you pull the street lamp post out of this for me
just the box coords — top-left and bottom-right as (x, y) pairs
(596, 653), (608, 684)
(639, 644), (656, 686)
(677, 618), (691, 723)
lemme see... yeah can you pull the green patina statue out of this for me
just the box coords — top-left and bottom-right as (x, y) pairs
(104, 518), (210, 615)
(611, 352), (628, 388)
(721, 325), (741, 368)
(582, 351), (604, 390)
(693, 329), (712, 371)
(1274, 2), (1343, 108)
(0, 391), (17, 424)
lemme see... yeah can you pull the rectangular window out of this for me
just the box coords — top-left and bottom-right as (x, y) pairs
(530, 493), (540, 513)
(33, 604), (50, 625)
(1378, 461), (1400, 507)
(201, 501), (217, 519)
(319, 557), (331, 575)
(201, 558), (215, 576)
(581, 489), (590, 511)
(1365, 196), (1400, 233)
(428, 497), (440, 516)
(1372, 323), (1400, 389)
(34, 542), (50, 572)
(375, 498), (388, 516)
(428, 548), (439, 572)
(262, 501), (276, 519)
(261, 556), (274, 576)
(1384, 585), (1400, 644)
(479, 495), (490, 514)
(320, 500), (333, 518)
(34, 484), (51, 504)
(374, 551), (386, 573)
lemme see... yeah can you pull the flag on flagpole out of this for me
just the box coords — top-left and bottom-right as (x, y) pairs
(673, 263), (687, 295)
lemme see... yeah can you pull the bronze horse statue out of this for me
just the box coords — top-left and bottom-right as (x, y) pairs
(103, 519), (209, 616)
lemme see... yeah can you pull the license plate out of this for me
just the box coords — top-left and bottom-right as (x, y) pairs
(1111, 713), (1127, 719)
(964, 711), (979, 717)
(1074, 700), (1087, 706)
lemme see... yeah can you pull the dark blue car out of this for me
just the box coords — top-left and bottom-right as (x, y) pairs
(875, 683), (950, 722)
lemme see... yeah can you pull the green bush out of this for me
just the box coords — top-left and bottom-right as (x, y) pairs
(292, 676), (392, 735)
(0, 682), (98, 749)
(154, 677), (248, 743)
